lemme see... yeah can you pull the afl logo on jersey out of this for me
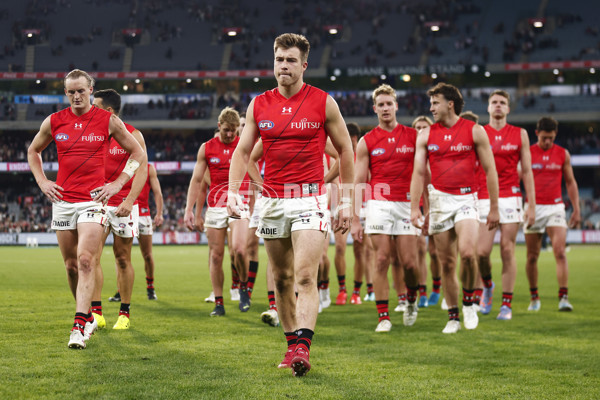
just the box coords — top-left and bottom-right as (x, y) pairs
(371, 148), (385, 156)
(428, 144), (439, 152)
(209, 157), (221, 164)
(56, 133), (69, 142)
(259, 120), (274, 130)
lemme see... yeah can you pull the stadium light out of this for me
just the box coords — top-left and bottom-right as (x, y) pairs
(333, 68), (341, 77)
(431, 25), (440, 32)
(186, 78), (192, 83)
(135, 79), (140, 84)
(484, 71), (491, 77)
(533, 21), (543, 28)
(553, 69), (559, 75)
(228, 31), (237, 37)
(329, 28), (338, 35)
(35, 80), (41, 84)
(431, 73), (438, 79)
(590, 68), (596, 74)
(253, 77), (259, 82)
(27, 33), (33, 38)
(402, 74), (411, 82)
(123, 84), (128, 91)
(330, 76), (337, 81)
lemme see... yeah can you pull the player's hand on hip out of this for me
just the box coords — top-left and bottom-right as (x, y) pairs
(40, 179), (63, 203)
(93, 182), (122, 204)
(227, 190), (244, 219)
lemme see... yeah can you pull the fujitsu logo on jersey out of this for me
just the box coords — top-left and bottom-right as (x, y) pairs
(501, 143), (518, 151)
(546, 163), (562, 170)
(450, 142), (472, 152)
(81, 133), (105, 142)
(290, 118), (321, 130)
(109, 147), (127, 155)
(395, 145), (415, 154)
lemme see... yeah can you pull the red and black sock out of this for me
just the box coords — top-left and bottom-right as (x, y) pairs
(296, 328), (314, 353)
(462, 288), (474, 306)
(482, 274), (493, 289)
(432, 277), (441, 293)
(91, 301), (103, 316)
(353, 281), (362, 295)
(448, 307), (460, 321)
(376, 300), (390, 322)
(398, 293), (407, 302)
(72, 312), (87, 334)
(559, 287), (568, 299)
(215, 296), (224, 306)
(407, 286), (419, 304)
(530, 287), (539, 300)
(268, 291), (277, 310)
(86, 309), (94, 323)
(240, 281), (248, 291)
(501, 292), (513, 308)
(418, 285), (427, 297)
(248, 261), (258, 295)
(337, 275), (346, 292)
(119, 303), (130, 318)
(284, 331), (298, 350)
(473, 288), (483, 304)
(146, 276), (154, 290)
(367, 283), (374, 295)
(231, 264), (239, 289)
(319, 279), (329, 290)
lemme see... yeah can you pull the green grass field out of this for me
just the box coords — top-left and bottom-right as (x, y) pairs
(1, 244), (599, 399)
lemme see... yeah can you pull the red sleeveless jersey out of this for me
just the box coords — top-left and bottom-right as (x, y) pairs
(138, 164), (152, 216)
(427, 118), (477, 195)
(530, 143), (566, 205)
(51, 106), (111, 202)
(105, 122), (138, 207)
(205, 136), (249, 207)
(476, 124), (522, 199)
(253, 83), (328, 198)
(364, 124), (417, 202)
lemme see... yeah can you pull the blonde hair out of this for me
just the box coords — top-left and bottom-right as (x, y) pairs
(64, 69), (94, 88)
(372, 84), (397, 104)
(489, 89), (510, 103)
(218, 107), (240, 127)
(411, 115), (433, 128)
(459, 111), (479, 124)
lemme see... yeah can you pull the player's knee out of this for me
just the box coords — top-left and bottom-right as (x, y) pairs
(142, 252), (153, 264)
(295, 273), (315, 289)
(77, 251), (94, 272)
(115, 254), (129, 269)
(526, 252), (539, 264)
(65, 259), (78, 277)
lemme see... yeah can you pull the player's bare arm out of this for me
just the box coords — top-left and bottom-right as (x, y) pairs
(148, 164), (164, 227)
(563, 150), (581, 228)
(325, 95), (354, 234)
(474, 124), (500, 230)
(228, 99), (259, 217)
(193, 179), (209, 232)
(94, 114), (147, 203)
(519, 128), (536, 228)
(351, 137), (369, 242)
(247, 139), (264, 186)
(184, 143), (208, 231)
(27, 116), (64, 202)
(409, 127), (430, 228)
(116, 129), (148, 217)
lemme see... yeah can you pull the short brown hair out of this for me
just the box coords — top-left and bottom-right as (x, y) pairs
(346, 122), (361, 138)
(274, 33), (310, 62)
(536, 116), (558, 132)
(372, 84), (397, 105)
(489, 89), (510, 103)
(459, 111), (479, 124)
(64, 69), (94, 88)
(218, 107), (240, 127)
(411, 115), (433, 128)
(427, 83), (464, 115)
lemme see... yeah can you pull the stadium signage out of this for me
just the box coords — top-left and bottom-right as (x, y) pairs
(345, 64), (466, 77)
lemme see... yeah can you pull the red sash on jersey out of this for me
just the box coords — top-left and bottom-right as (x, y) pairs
(205, 136), (249, 207)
